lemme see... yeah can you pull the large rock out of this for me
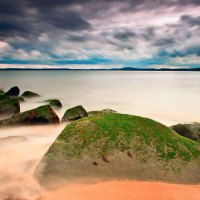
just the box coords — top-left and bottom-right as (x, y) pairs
(171, 123), (200, 143)
(35, 113), (200, 186)
(62, 105), (88, 122)
(21, 91), (40, 98)
(5, 86), (20, 97)
(0, 105), (59, 126)
(0, 98), (20, 116)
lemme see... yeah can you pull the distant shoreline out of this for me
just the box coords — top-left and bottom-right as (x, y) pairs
(0, 67), (200, 71)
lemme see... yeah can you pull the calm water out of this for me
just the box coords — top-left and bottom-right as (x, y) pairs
(0, 70), (200, 199)
(1, 70), (200, 125)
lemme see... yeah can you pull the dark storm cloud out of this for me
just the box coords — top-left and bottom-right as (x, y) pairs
(0, 0), (199, 39)
(0, 1), (26, 15)
(42, 11), (91, 31)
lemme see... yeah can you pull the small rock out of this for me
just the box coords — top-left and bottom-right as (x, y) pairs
(127, 151), (133, 158)
(102, 155), (110, 163)
(93, 161), (98, 166)
(62, 105), (88, 122)
(21, 91), (40, 98)
(5, 86), (20, 97)
(44, 99), (62, 108)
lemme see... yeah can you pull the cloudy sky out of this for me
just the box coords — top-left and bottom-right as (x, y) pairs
(0, 0), (200, 69)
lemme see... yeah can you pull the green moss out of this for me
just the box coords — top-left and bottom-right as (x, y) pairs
(0, 94), (9, 102)
(0, 98), (20, 114)
(0, 105), (59, 126)
(49, 113), (200, 162)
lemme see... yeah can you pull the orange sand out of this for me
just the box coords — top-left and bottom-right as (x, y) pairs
(44, 181), (200, 200)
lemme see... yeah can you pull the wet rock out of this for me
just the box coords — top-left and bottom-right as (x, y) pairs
(44, 99), (62, 108)
(62, 105), (88, 122)
(171, 123), (200, 143)
(5, 86), (20, 97)
(0, 105), (59, 126)
(21, 91), (40, 98)
(0, 98), (20, 116)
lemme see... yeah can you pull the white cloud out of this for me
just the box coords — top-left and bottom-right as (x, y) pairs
(0, 41), (12, 50)
(38, 33), (49, 42)
(171, 55), (200, 64)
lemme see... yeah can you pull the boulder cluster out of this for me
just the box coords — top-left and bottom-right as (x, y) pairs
(0, 86), (60, 125)
(0, 86), (115, 126)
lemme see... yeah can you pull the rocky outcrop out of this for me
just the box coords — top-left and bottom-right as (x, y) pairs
(21, 91), (40, 98)
(0, 105), (59, 126)
(171, 123), (200, 143)
(5, 86), (20, 97)
(62, 105), (88, 122)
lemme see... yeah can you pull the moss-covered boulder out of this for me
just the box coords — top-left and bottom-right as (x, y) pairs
(0, 98), (20, 116)
(171, 123), (200, 143)
(5, 86), (20, 97)
(0, 105), (59, 126)
(88, 109), (117, 116)
(62, 105), (88, 122)
(21, 91), (40, 98)
(44, 99), (62, 109)
(35, 113), (200, 186)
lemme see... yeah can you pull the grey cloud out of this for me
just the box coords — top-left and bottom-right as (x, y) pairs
(42, 11), (91, 31)
(113, 30), (137, 41)
(180, 15), (200, 26)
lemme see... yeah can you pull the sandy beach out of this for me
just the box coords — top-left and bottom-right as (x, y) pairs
(44, 181), (200, 200)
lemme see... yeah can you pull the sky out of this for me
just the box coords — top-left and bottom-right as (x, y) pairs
(0, 0), (200, 69)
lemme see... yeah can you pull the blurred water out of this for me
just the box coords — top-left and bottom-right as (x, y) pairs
(1, 70), (200, 125)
